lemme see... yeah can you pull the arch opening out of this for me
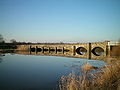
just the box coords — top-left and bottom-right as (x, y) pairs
(76, 47), (87, 55)
(57, 49), (62, 52)
(31, 48), (35, 52)
(50, 49), (55, 51)
(64, 49), (69, 52)
(37, 48), (42, 52)
(92, 47), (104, 56)
(43, 49), (49, 51)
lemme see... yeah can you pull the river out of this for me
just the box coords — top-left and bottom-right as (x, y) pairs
(0, 53), (105, 90)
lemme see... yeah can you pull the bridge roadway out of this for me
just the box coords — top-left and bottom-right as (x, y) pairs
(15, 41), (112, 60)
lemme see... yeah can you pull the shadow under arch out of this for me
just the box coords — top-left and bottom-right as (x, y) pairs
(76, 47), (87, 55)
(31, 48), (35, 52)
(37, 48), (42, 52)
(92, 47), (104, 56)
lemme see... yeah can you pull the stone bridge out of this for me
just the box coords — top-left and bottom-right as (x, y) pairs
(16, 41), (111, 60)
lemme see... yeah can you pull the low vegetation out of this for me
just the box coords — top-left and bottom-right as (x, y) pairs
(59, 44), (120, 90)
(59, 60), (120, 90)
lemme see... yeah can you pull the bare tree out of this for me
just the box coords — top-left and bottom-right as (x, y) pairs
(10, 39), (17, 43)
(0, 34), (5, 43)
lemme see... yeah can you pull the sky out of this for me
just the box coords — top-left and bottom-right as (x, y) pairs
(0, 0), (120, 43)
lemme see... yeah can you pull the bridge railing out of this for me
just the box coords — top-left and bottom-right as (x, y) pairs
(108, 42), (120, 46)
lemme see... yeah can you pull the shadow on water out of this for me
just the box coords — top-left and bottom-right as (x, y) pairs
(0, 54), (5, 63)
(0, 58), (2, 63)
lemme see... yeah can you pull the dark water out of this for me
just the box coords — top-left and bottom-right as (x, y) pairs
(0, 54), (105, 90)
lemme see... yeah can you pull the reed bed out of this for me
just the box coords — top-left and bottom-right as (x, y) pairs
(59, 60), (120, 90)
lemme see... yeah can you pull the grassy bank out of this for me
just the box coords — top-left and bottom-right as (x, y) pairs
(0, 49), (15, 53)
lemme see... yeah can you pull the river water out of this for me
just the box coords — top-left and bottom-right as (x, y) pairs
(0, 53), (105, 90)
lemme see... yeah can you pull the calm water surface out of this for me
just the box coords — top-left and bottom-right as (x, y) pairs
(0, 54), (105, 90)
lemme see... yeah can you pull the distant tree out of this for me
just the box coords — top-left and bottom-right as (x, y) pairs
(21, 42), (26, 44)
(10, 39), (17, 43)
(0, 34), (5, 43)
(60, 41), (64, 44)
(27, 42), (32, 44)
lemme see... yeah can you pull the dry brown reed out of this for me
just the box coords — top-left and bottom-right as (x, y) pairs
(81, 62), (98, 72)
(59, 60), (120, 90)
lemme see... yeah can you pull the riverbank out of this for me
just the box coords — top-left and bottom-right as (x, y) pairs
(0, 49), (15, 53)
(59, 57), (120, 90)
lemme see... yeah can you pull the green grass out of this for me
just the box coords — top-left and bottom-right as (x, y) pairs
(0, 49), (14, 50)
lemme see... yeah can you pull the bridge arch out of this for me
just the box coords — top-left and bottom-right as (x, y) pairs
(37, 48), (42, 52)
(76, 47), (87, 55)
(92, 47), (104, 56)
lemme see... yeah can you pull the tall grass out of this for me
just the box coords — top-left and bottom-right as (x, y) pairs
(59, 44), (120, 90)
(59, 60), (120, 90)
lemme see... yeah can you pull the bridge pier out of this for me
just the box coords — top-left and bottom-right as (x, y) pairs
(87, 43), (91, 59)
(55, 47), (57, 54)
(42, 47), (44, 53)
(30, 46), (31, 54)
(35, 46), (38, 54)
(62, 47), (64, 54)
(73, 46), (76, 56)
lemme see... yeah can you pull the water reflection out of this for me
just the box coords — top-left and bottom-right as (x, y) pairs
(0, 52), (105, 90)
(76, 47), (87, 55)
(0, 54), (5, 63)
(92, 47), (104, 56)
(0, 58), (2, 63)
(14, 49), (105, 60)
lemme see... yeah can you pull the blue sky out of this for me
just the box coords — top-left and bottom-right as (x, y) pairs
(0, 0), (120, 43)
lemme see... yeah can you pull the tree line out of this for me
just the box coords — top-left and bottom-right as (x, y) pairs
(0, 34), (71, 45)
(0, 34), (33, 45)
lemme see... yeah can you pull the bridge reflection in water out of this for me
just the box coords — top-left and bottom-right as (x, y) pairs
(15, 41), (112, 60)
